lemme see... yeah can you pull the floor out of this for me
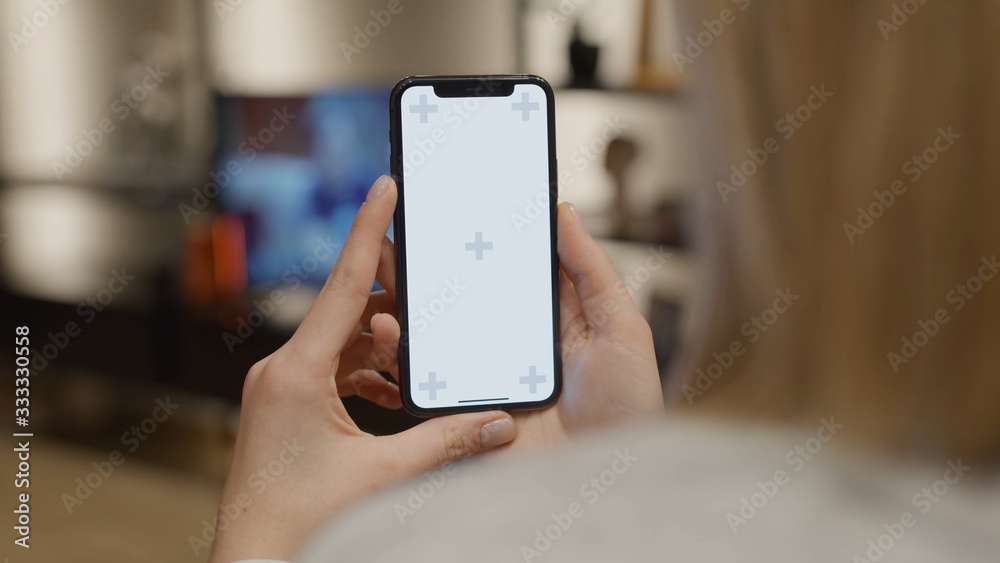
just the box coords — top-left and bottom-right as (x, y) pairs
(2, 433), (223, 563)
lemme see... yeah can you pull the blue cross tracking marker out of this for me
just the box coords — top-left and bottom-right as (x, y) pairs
(410, 94), (438, 123)
(465, 232), (493, 260)
(419, 371), (447, 400)
(512, 92), (539, 121)
(520, 365), (546, 394)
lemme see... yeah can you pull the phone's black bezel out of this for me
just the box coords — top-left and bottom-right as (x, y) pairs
(389, 74), (562, 417)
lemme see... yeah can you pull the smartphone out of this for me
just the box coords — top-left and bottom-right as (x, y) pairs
(389, 74), (561, 416)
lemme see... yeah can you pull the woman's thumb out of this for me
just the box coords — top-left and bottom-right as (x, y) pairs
(386, 411), (516, 471)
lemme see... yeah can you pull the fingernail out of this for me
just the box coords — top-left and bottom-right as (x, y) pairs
(565, 202), (580, 221)
(367, 175), (391, 201)
(480, 417), (516, 448)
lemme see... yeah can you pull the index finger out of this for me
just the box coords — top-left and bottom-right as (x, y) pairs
(375, 235), (396, 296)
(288, 175), (397, 368)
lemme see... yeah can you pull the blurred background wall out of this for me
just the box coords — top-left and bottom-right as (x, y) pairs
(0, 1), (691, 561)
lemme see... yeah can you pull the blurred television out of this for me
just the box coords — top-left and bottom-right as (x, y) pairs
(214, 85), (391, 289)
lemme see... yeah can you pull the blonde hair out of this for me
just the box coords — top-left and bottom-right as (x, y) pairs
(669, 0), (1000, 461)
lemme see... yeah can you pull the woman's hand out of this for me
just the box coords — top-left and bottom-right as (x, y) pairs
(367, 201), (664, 453)
(208, 176), (518, 563)
(505, 202), (665, 450)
